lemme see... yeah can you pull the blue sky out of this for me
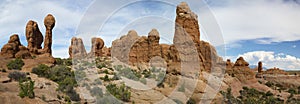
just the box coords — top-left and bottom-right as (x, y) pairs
(0, 0), (299, 70)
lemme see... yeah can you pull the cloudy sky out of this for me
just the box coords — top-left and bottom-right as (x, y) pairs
(0, 0), (299, 70)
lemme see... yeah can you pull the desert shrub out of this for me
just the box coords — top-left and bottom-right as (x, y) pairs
(100, 75), (110, 81)
(288, 88), (297, 94)
(32, 64), (79, 101)
(112, 74), (120, 80)
(66, 88), (80, 101)
(265, 81), (274, 87)
(106, 83), (131, 102)
(7, 58), (24, 70)
(8, 71), (27, 82)
(64, 58), (73, 66)
(186, 98), (196, 104)
(31, 64), (50, 77)
(96, 63), (106, 69)
(19, 80), (35, 98)
(90, 87), (103, 97)
(55, 58), (64, 65)
(74, 70), (86, 81)
(103, 69), (109, 74)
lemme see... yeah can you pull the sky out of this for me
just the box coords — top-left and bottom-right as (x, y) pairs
(0, 0), (299, 70)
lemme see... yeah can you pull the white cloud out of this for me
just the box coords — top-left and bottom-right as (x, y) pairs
(209, 0), (300, 45)
(292, 45), (297, 48)
(237, 51), (300, 70)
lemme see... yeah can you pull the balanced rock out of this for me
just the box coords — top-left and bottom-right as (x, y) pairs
(25, 20), (43, 54)
(89, 37), (104, 57)
(0, 34), (31, 59)
(69, 37), (87, 58)
(43, 14), (55, 55)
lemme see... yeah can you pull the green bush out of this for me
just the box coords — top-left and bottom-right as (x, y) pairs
(7, 58), (24, 70)
(265, 81), (274, 87)
(221, 86), (284, 104)
(19, 80), (35, 98)
(31, 64), (79, 101)
(106, 83), (131, 102)
(32, 64), (50, 77)
(8, 71), (27, 82)
(288, 88), (297, 94)
(186, 98), (196, 104)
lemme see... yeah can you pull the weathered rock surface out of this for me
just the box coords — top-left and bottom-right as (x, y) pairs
(234, 57), (249, 67)
(89, 37), (104, 57)
(69, 37), (87, 58)
(263, 67), (288, 75)
(112, 30), (163, 65)
(258, 61), (263, 73)
(43, 14), (55, 55)
(0, 34), (31, 59)
(25, 20), (43, 54)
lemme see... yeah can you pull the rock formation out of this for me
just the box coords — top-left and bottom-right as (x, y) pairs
(0, 34), (31, 59)
(263, 67), (288, 75)
(148, 29), (161, 58)
(25, 20), (43, 54)
(69, 37), (87, 58)
(174, 2), (222, 72)
(226, 59), (233, 68)
(89, 37), (105, 57)
(234, 57), (249, 67)
(43, 14), (56, 55)
(258, 61), (263, 73)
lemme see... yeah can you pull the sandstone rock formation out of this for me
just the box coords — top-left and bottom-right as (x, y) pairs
(258, 61), (263, 73)
(226, 59), (233, 69)
(0, 34), (31, 59)
(263, 67), (288, 75)
(69, 37), (87, 58)
(226, 57), (256, 83)
(25, 20), (43, 54)
(89, 37), (105, 57)
(174, 2), (223, 72)
(234, 57), (249, 67)
(43, 14), (56, 55)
